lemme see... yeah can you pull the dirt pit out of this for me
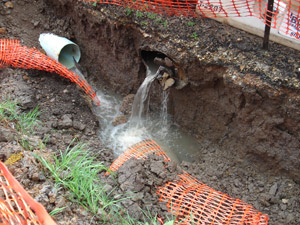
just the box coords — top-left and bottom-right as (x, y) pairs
(1, 0), (300, 224)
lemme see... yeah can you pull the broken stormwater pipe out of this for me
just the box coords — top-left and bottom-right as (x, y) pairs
(38, 34), (98, 104)
(39, 33), (81, 69)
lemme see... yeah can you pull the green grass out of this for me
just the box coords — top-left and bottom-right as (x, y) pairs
(0, 99), (40, 134)
(0, 98), (41, 150)
(34, 142), (123, 217)
(49, 207), (67, 216)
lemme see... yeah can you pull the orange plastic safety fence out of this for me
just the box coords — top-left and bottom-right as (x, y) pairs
(106, 139), (170, 174)
(0, 39), (100, 106)
(109, 139), (268, 224)
(0, 161), (56, 225)
(83, 0), (300, 40)
(157, 172), (268, 224)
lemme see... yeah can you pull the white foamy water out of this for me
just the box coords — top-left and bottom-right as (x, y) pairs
(93, 67), (201, 162)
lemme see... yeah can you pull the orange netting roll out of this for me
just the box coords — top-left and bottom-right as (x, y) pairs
(106, 139), (170, 174)
(0, 39), (100, 106)
(0, 161), (56, 225)
(108, 139), (268, 224)
(157, 172), (269, 224)
(83, 0), (300, 41)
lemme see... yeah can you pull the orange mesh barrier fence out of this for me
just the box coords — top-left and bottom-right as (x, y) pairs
(0, 161), (56, 225)
(83, 0), (300, 41)
(109, 139), (269, 224)
(157, 172), (268, 224)
(106, 139), (170, 174)
(0, 39), (100, 106)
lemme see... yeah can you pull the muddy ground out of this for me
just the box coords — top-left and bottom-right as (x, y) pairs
(1, 0), (300, 224)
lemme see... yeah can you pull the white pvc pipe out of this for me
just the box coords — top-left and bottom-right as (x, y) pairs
(39, 33), (81, 69)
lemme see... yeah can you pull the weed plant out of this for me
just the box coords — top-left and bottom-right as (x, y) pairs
(34, 142), (124, 218)
(190, 32), (198, 39)
(0, 98), (41, 150)
(187, 21), (195, 26)
(0, 99), (40, 134)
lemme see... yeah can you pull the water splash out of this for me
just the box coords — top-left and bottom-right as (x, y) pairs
(94, 66), (201, 162)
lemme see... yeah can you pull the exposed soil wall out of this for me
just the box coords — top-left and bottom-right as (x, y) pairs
(45, 0), (300, 182)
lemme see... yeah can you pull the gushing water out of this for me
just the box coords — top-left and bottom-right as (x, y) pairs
(94, 66), (200, 162)
(129, 66), (161, 128)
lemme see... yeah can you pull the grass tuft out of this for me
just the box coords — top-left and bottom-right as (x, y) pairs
(0, 98), (40, 134)
(34, 142), (122, 216)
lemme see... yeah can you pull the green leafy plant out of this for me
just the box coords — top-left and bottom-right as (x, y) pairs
(126, 8), (132, 16)
(163, 20), (168, 28)
(147, 12), (157, 20)
(155, 17), (163, 24)
(187, 21), (195, 26)
(141, 20), (148, 26)
(191, 32), (198, 39)
(136, 11), (144, 18)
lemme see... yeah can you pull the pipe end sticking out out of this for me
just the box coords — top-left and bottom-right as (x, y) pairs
(39, 33), (81, 69)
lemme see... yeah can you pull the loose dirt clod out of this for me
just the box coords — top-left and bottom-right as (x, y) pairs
(102, 154), (182, 222)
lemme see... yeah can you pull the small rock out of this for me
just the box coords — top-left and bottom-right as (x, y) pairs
(163, 78), (175, 90)
(282, 198), (289, 204)
(0, 27), (7, 34)
(0, 127), (14, 142)
(58, 114), (73, 129)
(150, 161), (164, 175)
(269, 183), (278, 196)
(55, 196), (66, 208)
(164, 57), (173, 67)
(31, 172), (40, 181)
(33, 21), (39, 27)
(23, 75), (30, 81)
(112, 115), (127, 126)
(162, 72), (169, 79)
(4, 1), (13, 8)
(73, 120), (86, 131)
(41, 185), (53, 195)
(39, 173), (46, 181)
(35, 194), (49, 204)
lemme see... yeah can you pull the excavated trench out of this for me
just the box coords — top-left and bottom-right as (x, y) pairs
(45, 0), (300, 182)
(1, 0), (300, 223)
